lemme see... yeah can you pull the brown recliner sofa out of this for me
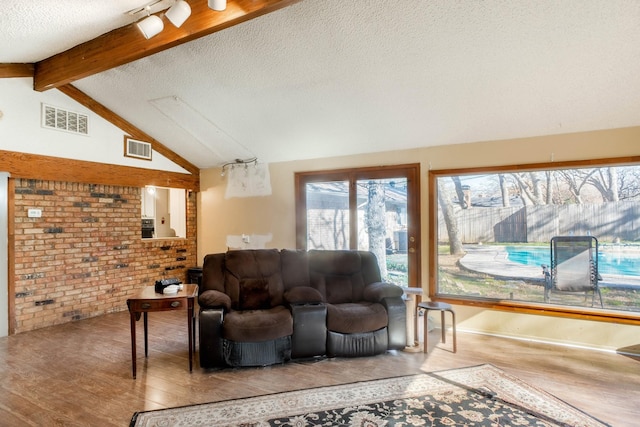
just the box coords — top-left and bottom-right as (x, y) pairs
(198, 249), (406, 368)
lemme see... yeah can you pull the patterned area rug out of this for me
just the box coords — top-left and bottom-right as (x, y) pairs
(130, 364), (609, 427)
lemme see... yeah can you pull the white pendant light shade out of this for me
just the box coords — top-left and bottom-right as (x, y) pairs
(208, 0), (227, 11)
(137, 15), (164, 39)
(166, 0), (191, 28)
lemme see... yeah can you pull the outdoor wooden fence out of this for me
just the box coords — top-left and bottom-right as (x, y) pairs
(438, 201), (640, 244)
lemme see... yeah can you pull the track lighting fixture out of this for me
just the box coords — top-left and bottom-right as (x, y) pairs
(220, 157), (258, 177)
(130, 0), (197, 39)
(208, 0), (227, 11)
(130, 0), (228, 39)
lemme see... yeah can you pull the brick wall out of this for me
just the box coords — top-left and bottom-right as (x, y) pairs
(12, 179), (198, 333)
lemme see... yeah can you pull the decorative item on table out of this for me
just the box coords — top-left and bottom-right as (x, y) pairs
(155, 277), (182, 294)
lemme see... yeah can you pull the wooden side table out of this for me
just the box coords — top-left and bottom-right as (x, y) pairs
(418, 301), (456, 353)
(127, 284), (198, 379)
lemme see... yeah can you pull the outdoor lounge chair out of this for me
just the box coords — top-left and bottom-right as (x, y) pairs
(542, 236), (603, 307)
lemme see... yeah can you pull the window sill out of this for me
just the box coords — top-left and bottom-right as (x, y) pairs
(432, 295), (640, 326)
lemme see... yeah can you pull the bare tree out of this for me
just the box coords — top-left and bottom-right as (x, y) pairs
(365, 180), (387, 277)
(617, 166), (640, 200)
(588, 167), (619, 202)
(499, 174), (511, 207)
(451, 176), (468, 209)
(438, 179), (465, 255)
(511, 172), (547, 205)
(558, 167), (621, 203)
(544, 171), (553, 205)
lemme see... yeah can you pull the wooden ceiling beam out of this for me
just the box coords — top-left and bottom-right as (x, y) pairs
(0, 63), (35, 78)
(57, 84), (200, 177)
(1, 150), (199, 191)
(33, 0), (300, 91)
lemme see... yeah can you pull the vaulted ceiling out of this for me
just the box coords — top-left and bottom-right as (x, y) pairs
(3, 0), (640, 170)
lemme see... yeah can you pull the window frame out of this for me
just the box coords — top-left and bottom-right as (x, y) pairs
(428, 155), (640, 326)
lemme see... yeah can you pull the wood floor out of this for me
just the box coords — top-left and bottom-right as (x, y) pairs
(0, 310), (638, 427)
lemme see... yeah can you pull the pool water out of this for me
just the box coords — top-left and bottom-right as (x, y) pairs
(505, 246), (640, 277)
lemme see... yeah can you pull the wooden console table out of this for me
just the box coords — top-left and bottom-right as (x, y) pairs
(126, 284), (198, 379)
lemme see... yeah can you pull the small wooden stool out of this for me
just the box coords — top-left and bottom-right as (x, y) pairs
(418, 301), (456, 353)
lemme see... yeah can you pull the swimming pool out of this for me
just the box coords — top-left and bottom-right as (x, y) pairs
(505, 246), (640, 277)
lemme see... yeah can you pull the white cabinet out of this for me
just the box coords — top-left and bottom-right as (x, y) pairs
(142, 187), (156, 219)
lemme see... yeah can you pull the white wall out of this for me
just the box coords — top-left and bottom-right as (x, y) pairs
(0, 78), (186, 173)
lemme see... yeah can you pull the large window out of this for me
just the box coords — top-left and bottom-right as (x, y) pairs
(430, 156), (640, 322)
(296, 164), (421, 287)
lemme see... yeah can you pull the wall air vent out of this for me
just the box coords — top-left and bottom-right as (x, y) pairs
(124, 137), (153, 161)
(41, 103), (89, 135)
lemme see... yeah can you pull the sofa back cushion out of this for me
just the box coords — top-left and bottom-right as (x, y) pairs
(281, 249), (310, 290)
(309, 250), (381, 303)
(201, 253), (226, 293)
(224, 249), (284, 310)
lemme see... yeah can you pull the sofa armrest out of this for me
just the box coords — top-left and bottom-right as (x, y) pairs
(284, 286), (324, 304)
(199, 290), (232, 310)
(364, 281), (404, 302)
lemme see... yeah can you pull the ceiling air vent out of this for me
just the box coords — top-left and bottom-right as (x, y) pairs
(124, 137), (153, 161)
(41, 103), (88, 135)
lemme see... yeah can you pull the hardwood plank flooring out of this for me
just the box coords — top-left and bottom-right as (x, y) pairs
(0, 310), (638, 426)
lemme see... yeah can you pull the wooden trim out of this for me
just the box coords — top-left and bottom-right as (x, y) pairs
(429, 154), (640, 175)
(57, 84), (199, 177)
(34, 0), (301, 91)
(428, 155), (640, 324)
(7, 178), (15, 335)
(0, 63), (34, 78)
(0, 150), (199, 191)
(434, 296), (640, 326)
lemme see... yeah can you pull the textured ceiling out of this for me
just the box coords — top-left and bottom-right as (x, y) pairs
(3, 0), (640, 169)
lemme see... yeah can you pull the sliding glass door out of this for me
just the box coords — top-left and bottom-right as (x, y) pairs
(295, 164), (420, 287)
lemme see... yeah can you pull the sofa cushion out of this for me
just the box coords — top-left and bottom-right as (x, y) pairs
(284, 286), (324, 304)
(309, 250), (367, 303)
(281, 249), (310, 290)
(326, 302), (388, 334)
(224, 249), (284, 310)
(239, 278), (271, 310)
(223, 306), (293, 342)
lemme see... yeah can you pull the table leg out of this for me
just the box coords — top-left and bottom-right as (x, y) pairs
(143, 312), (148, 358)
(423, 309), (429, 353)
(450, 309), (457, 353)
(129, 310), (137, 379)
(188, 302), (194, 372)
(441, 310), (446, 344)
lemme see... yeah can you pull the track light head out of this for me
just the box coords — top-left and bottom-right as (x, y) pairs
(165, 0), (191, 28)
(136, 11), (164, 39)
(208, 0), (227, 12)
